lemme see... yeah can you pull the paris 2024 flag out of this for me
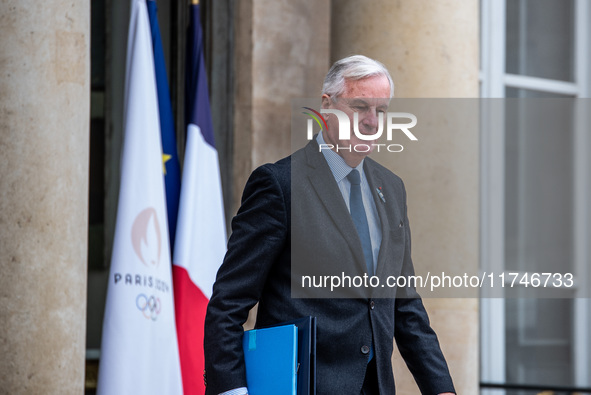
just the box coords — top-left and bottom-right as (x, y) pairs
(97, 1), (183, 394)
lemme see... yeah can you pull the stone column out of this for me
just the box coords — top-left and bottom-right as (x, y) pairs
(332, 1), (479, 393)
(0, 1), (90, 394)
(233, 0), (330, 214)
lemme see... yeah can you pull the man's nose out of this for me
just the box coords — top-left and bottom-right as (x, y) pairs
(362, 110), (381, 130)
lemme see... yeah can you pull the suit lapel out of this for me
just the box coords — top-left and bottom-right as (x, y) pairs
(364, 161), (393, 279)
(303, 141), (367, 273)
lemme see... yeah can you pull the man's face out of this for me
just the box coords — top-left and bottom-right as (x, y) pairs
(321, 75), (391, 167)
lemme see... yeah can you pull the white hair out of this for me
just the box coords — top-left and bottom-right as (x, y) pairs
(322, 55), (394, 99)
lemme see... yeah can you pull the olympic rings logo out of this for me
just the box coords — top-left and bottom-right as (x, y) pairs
(136, 294), (161, 321)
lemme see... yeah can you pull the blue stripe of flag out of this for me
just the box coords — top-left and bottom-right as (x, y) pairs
(147, 0), (181, 250)
(185, 2), (216, 148)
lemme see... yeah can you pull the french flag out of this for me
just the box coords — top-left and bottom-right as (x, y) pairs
(173, 2), (227, 394)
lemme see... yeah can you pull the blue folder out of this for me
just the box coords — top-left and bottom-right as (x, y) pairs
(243, 324), (298, 395)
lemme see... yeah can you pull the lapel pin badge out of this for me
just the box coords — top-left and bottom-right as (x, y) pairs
(376, 187), (386, 203)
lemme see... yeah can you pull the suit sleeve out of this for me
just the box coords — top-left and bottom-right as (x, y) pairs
(204, 164), (288, 395)
(394, 181), (456, 394)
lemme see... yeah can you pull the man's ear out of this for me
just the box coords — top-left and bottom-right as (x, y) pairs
(321, 94), (330, 109)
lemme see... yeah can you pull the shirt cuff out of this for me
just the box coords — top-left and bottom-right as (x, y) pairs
(219, 387), (249, 395)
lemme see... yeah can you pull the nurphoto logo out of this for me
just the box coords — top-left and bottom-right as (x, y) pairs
(302, 107), (418, 153)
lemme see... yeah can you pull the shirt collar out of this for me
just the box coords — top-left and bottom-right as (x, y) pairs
(317, 131), (365, 183)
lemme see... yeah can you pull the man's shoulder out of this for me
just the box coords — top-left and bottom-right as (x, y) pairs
(254, 155), (291, 176)
(246, 155), (292, 197)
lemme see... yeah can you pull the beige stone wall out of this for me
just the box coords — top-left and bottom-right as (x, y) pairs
(331, 0), (480, 393)
(233, 0), (331, 214)
(331, 0), (479, 98)
(0, 1), (90, 393)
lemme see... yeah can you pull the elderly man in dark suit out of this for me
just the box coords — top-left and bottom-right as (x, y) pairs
(204, 55), (455, 395)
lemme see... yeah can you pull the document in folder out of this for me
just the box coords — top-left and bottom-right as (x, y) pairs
(242, 324), (298, 395)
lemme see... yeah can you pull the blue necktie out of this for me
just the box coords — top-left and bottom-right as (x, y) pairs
(347, 169), (374, 276)
(347, 169), (375, 361)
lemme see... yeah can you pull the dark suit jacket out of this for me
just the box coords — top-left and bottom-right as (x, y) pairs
(204, 139), (455, 394)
